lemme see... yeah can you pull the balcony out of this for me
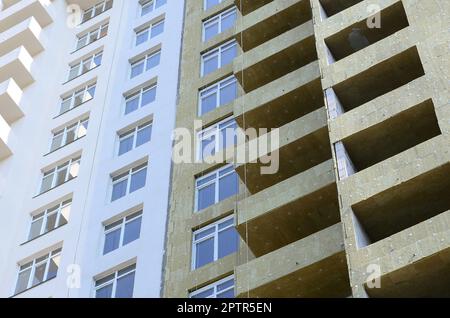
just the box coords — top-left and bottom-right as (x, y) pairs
(236, 159), (339, 257)
(235, 107), (331, 194)
(0, 0), (53, 33)
(0, 17), (44, 58)
(235, 223), (351, 297)
(0, 79), (23, 124)
(233, 61), (322, 130)
(235, 0), (312, 51)
(319, 0), (364, 18)
(234, 0), (273, 16)
(0, 46), (34, 88)
(234, 21), (317, 92)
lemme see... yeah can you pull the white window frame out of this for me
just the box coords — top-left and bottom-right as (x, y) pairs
(140, 0), (166, 17)
(49, 118), (89, 153)
(204, 0), (224, 11)
(28, 200), (71, 241)
(194, 164), (236, 212)
(111, 163), (148, 202)
(67, 51), (103, 81)
(59, 83), (96, 115)
(130, 50), (161, 79)
(102, 211), (143, 255)
(124, 84), (157, 115)
(191, 215), (235, 269)
(117, 121), (152, 156)
(135, 19), (165, 46)
(15, 248), (62, 295)
(39, 156), (81, 194)
(197, 116), (237, 160)
(190, 275), (235, 298)
(75, 23), (109, 51)
(82, 0), (113, 24)
(201, 40), (237, 76)
(202, 7), (237, 42)
(94, 264), (136, 298)
(198, 76), (237, 116)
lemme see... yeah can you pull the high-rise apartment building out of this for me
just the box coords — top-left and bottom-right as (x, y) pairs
(0, 0), (449, 299)
(163, 0), (450, 298)
(0, 0), (184, 297)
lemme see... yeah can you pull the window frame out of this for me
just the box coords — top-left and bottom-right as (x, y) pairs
(191, 215), (236, 269)
(27, 200), (71, 241)
(102, 211), (143, 255)
(94, 264), (136, 298)
(198, 75), (237, 116)
(202, 7), (237, 42)
(140, 0), (166, 17)
(123, 84), (157, 115)
(117, 121), (153, 156)
(130, 50), (161, 79)
(49, 118), (89, 153)
(81, 0), (113, 24)
(197, 116), (237, 161)
(201, 40), (237, 77)
(111, 163), (148, 202)
(59, 83), (96, 115)
(189, 275), (235, 298)
(67, 51), (103, 81)
(75, 23), (109, 51)
(134, 19), (165, 46)
(39, 156), (81, 194)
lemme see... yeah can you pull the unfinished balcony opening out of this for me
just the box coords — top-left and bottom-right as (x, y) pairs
(318, 0), (364, 18)
(236, 122), (331, 194)
(339, 99), (441, 174)
(236, 34), (317, 93)
(324, 1), (409, 62)
(237, 0), (312, 52)
(235, 77), (323, 131)
(331, 46), (425, 113)
(352, 162), (450, 246)
(365, 247), (450, 297)
(235, 0), (273, 16)
(237, 181), (340, 257)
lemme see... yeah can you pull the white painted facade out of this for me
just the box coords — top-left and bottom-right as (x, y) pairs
(0, 0), (184, 298)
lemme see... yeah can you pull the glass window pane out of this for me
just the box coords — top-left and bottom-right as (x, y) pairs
(123, 217), (142, 245)
(146, 52), (161, 70)
(221, 44), (237, 66)
(197, 183), (216, 211)
(151, 21), (164, 38)
(141, 86), (156, 106)
(204, 21), (219, 42)
(68, 160), (80, 179)
(96, 284), (113, 298)
(15, 268), (31, 294)
(65, 127), (77, 144)
(130, 167), (147, 193)
(131, 61), (144, 78)
(103, 228), (121, 254)
(77, 121), (88, 138)
(60, 98), (72, 114)
(203, 54), (218, 76)
(155, 0), (166, 8)
(192, 288), (214, 298)
(40, 173), (54, 193)
(220, 80), (237, 106)
(217, 288), (234, 298)
(45, 212), (58, 233)
(32, 262), (46, 286)
(50, 134), (63, 152)
(115, 272), (135, 298)
(195, 238), (215, 268)
(119, 134), (134, 156)
(112, 179), (128, 201)
(136, 125), (152, 147)
(218, 227), (238, 259)
(68, 65), (80, 80)
(217, 278), (234, 291)
(222, 11), (237, 31)
(200, 134), (216, 159)
(141, 1), (153, 16)
(219, 171), (238, 201)
(200, 91), (217, 115)
(195, 227), (215, 240)
(136, 30), (149, 46)
(58, 205), (70, 226)
(47, 255), (60, 280)
(125, 96), (140, 115)
(28, 218), (44, 240)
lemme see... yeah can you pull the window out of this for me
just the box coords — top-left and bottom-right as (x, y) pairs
(14, 248), (62, 295)
(75, 23), (109, 51)
(135, 20), (164, 46)
(67, 51), (103, 81)
(124, 85), (157, 115)
(82, 0), (113, 24)
(28, 200), (71, 241)
(190, 276), (235, 298)
(140, 0), (166, 16)
(197, 117), (237, 160)
(103, 211), (142, 254)
(203, 8), (237, 42)
(204, 0), (223, 11)
(94, 264), (136, 298)
(130, 50), (161, 79)
(111, 163), (147, 202)
(199, 76), (237, 115)
(59, 83), (96, 115)
(201, 40), (237, 76)
(192, 216), (239, 269)
(118, 122), (152, 156)
(50, 118), (89, 152)
(39, 157), (81, 194)
(195, 164), (238, 211)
